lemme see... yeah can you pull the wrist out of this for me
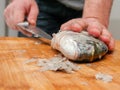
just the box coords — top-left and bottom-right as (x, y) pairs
(82, 0), (113, 28)
(83, 17), (109, 28)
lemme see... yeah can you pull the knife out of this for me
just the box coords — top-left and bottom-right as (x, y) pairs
(17, 22), (52, 44)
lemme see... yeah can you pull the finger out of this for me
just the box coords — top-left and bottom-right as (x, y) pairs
(71, 23), (83, 32)
(4, 6), (12, 27)
(73, 20), (87, 32)
(60, 19), (86, 32)
(4, 5), (25, 30)
(108, 37), (115, 51)
(61, 22), (83, 32)
(11, 10), (25, 30)
(4, 9), (17, 30)
(99, 28), (111, 45)
(60, 20), (73, 30)
(27, 2), (39, 26)
(5, 19), (17, 30)
(13, 9), (25, 25)
(17, 26), (32, 37)
(87, 22), (103, 37)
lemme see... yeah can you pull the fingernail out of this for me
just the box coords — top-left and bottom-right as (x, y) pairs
(62, 27), (69, 30)
(30, 19), (36, 26)
(27, 34), (33, 37)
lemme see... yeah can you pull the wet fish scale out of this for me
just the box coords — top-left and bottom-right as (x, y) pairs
(51, 31), (108, 62)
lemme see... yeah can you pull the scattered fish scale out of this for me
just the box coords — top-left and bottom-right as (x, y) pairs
(24, 54), (81, 73)
(37, 54), (81, 73)
(95, 72), (113, 83)
(24, 56), (113, 82)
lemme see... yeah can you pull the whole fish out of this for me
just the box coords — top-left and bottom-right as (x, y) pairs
(51, 31), (108, 62)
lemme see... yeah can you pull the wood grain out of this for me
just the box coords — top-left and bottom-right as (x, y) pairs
(0, 37), (120, 90)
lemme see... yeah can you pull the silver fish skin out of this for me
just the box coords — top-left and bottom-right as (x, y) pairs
(51, 31), (108, 62)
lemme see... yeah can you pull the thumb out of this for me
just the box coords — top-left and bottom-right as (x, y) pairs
(27, 2), (39, 26)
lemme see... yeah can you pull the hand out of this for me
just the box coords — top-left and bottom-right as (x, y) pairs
(60, 18), (115, 51)
(4, 0), (39, 36)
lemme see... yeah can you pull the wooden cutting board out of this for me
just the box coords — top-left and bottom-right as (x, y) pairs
(0, 37), (120, 90)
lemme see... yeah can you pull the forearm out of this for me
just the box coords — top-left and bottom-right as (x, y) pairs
(83, 0), (113, 28)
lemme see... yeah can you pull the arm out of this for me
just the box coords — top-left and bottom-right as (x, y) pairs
(60, 0), (115, 51)
(83, 0), (113, 28)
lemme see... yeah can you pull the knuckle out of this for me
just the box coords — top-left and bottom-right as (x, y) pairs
(10, 25), (16, 30)
(3, 9), (8, 17)
(35, 5), (39, 14)
(60, 24), (65, 28)
(36, 9), (39, 15)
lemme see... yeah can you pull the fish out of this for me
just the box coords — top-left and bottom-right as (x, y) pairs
(51, 30), (108, 62)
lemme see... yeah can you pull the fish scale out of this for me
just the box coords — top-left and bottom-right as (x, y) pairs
(51, 31), (108, 62)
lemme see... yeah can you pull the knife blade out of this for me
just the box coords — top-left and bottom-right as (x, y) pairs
(17, 22), (52, 40)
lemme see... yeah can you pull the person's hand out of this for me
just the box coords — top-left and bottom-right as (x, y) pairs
(60, 18), (115, 51)
(4, 0), (39, 36)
